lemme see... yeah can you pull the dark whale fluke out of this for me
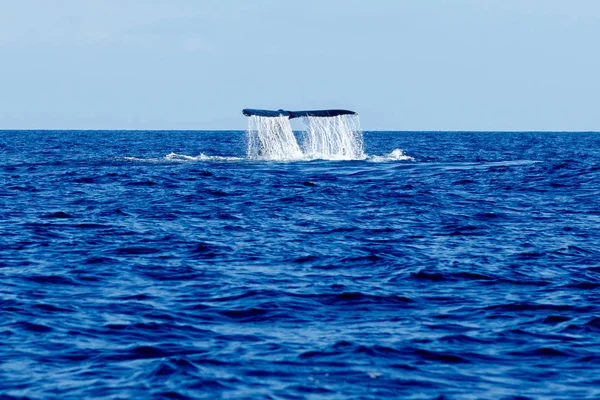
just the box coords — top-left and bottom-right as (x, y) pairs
(242, 109), (357, 119)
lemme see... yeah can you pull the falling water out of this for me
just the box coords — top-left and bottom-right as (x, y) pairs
(300, 114), (364, 160)
(246, 115), (304, 160)
(246, 114), (365, 161)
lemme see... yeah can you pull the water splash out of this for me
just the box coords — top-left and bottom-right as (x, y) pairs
(246, 116), (303, 160)
(300, 115), (365, 160)
(367, 149), (415, 162)
(246, 114), (365, 161)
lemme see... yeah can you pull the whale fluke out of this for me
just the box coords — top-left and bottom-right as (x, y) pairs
(242, 109), (356, 119)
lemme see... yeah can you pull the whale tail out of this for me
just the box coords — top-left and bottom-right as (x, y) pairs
(242, 109), (357, 119)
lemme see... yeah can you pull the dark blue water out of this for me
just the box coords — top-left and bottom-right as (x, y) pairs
(1, 130), (600, 399)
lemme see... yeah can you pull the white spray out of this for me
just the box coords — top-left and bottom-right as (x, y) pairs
(246, 115), (304, 160)
(300, 114), (364, 160)
(246, 114), (365, 161)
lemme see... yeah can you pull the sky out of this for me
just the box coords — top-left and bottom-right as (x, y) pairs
(0, 0), (599, 131)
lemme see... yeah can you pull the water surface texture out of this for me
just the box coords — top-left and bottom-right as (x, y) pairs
(1, 130), (600, 399)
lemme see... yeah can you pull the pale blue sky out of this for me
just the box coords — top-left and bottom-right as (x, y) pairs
(1, 0), (598, 131)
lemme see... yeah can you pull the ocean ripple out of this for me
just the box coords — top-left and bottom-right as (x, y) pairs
(1, 130), (599, 399)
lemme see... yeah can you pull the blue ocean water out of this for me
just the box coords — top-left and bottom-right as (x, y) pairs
(1, 130), (599, 399)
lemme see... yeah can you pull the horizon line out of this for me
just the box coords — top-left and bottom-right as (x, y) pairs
(1, 128), (599, 133)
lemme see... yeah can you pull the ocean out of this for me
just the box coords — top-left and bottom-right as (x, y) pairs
(1, 130), (599, 399)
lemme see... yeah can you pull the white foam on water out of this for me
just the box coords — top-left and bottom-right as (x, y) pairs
(164, 152), (243, 162)
(123, 149), (415, 164)
(121, 156), (164, 163)
(367, 149), (416, 162)
(120, 153), (243, 163)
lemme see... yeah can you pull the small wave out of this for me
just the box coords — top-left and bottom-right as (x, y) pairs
(41, 211), (74, 219)
(121, 153), (244, 163)
(165, 152), (244, 162)
(367, 149), (416, 162)
(121, 156), (164, 163)
(121, 150), (415, 163)
(249, 152), (367, 161)
(249, 148), (414, 162)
